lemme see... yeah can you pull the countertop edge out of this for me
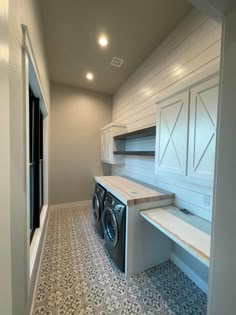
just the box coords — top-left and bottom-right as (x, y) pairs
(95, 176), (175, 205)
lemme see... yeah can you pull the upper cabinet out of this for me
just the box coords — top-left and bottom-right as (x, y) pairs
(101, 123), (127, 164)
(188, 77), (219, 180)
(155, 91), (189, 175)
(155, 76), (219, 180)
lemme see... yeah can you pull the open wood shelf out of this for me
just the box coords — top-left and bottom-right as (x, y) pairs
(114, 126), (156, 140)
(113, 151), (155, 156)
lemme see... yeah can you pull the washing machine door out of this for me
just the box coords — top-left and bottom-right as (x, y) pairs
(103, 207), (118, 247)
(92, 193), (100, 222)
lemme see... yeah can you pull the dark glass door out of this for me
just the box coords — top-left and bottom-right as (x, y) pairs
(29, 88), (44, 242)
(39, 112), (44, 211)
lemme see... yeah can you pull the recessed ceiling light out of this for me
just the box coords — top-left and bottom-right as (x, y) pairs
(98, 35), (108, 47)
(86, 72), (94, 81)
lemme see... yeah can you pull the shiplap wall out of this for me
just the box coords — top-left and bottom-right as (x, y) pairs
(112, 8), (221, 223)
(112, 9), (221, 290)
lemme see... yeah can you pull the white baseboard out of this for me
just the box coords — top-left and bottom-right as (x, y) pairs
(28, 204), (49, 314)
(50, 199), (92, 210)
(171, 253), (208, 294)
(30, 205), (49, 277)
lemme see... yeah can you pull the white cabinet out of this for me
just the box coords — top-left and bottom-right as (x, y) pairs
(101, 123), (126, 164)
(155, 91), (189, 175)
(155, 76), (219, 180)
(188, 77), (219, 180)
(101, 129), (111, 162)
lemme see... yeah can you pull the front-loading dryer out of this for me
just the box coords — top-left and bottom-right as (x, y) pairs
(102, 192), (126, 271)
(92, 183), (106, 238)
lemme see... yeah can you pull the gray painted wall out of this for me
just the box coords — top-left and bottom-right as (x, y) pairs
(0, 1), (12, 314)
(50, 83), (112, 205)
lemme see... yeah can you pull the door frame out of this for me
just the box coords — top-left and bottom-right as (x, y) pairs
(22, 24), (49, 300)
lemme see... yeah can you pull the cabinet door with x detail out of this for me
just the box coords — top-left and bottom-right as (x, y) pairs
(155, 91), (189, 175)
(188, 77), (219, 180)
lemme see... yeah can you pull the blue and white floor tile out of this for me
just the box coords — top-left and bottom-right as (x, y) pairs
(32, 205), (207, 315)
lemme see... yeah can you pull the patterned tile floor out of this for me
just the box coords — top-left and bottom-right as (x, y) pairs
(32, 205), (207, 315)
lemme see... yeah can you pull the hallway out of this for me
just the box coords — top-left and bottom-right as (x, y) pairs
(32, 205), (207, 315)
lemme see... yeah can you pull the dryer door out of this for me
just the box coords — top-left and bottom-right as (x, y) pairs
(103, 207), (118, 247)
(92, 193), (100, 222)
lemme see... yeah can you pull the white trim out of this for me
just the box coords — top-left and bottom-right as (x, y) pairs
(22, 37), (31, 297)
(21, 24), (50, 300)
(100, 122), (126, 131)
(171, 253), (208, 294)
(30, 205), (49, 277)
(21, 24), (48, 114)
(50, 200), (92, 210)
(29, 205), (50, 315)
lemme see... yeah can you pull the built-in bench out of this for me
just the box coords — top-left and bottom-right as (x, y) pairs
(140, 205), (211, 267)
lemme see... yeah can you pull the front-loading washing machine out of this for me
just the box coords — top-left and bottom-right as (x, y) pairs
(102, 192), (126, 271)
(92, 183), (106, 237)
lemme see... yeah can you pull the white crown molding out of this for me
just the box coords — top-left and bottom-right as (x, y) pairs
(21, 24), (48, 116)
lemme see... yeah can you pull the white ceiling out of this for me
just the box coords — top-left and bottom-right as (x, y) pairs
(40, 0), (192, 95)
